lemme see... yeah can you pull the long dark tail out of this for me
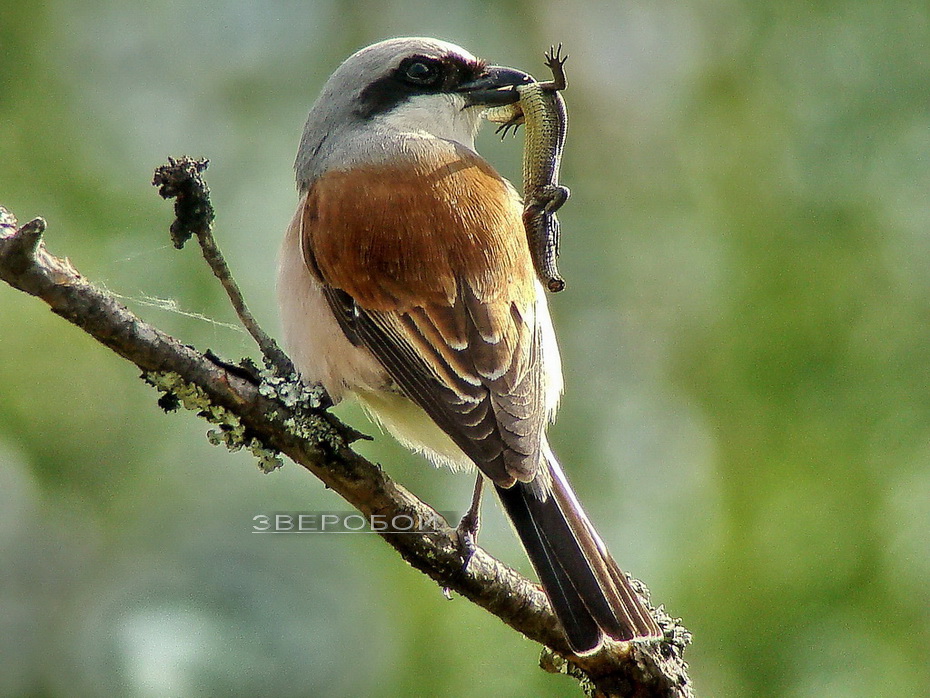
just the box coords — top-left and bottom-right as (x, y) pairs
(495, 452), (661, 654)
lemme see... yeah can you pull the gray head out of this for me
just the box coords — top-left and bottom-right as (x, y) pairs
(295, 37), (531, 190)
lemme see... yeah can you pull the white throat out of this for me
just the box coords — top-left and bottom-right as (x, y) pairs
(373, 93), (482, 149)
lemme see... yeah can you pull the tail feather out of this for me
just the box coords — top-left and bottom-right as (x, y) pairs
(495, 453), (661, 654)
(496, 480), (602, 650)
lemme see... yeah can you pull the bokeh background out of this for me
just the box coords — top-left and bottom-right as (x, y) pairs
(3, 1), (929, 696)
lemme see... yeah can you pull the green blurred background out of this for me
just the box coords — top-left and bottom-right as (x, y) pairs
(2, 1), (929, 696)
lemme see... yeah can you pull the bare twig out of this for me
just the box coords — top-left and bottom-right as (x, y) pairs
(152, 157), (294, 377)
(0, 199), (692, 697)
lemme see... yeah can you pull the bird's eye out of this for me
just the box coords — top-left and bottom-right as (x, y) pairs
(402, 59), (441, 86)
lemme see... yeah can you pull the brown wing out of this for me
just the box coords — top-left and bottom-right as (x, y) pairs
(301, 142), (546, 486)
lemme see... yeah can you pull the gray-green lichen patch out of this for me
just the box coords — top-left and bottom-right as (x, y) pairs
(256, 367), (344, 449)
(144, 370), (283, 473)
(281, 412), (340, 448)
(257, 365), (326, 409)
(246, 437), (284, 474)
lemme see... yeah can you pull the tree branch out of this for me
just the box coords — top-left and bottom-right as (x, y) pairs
(0, 175), (692, 697)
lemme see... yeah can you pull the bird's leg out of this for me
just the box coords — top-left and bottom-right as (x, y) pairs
(455, 473), (485, 568)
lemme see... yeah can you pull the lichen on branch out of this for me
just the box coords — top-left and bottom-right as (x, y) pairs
(144, 369), (283, 473)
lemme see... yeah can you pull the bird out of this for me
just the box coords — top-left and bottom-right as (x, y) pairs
(277, 36), (661, 654)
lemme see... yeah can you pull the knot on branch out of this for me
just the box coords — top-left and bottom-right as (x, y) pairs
(0, 208), (49, 279)
(152, 156), (214, 249)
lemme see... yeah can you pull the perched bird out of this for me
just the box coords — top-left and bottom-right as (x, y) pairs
(278, 37), (661, 654)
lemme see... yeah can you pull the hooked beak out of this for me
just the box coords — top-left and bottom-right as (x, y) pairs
(457, 66), (533, 107)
